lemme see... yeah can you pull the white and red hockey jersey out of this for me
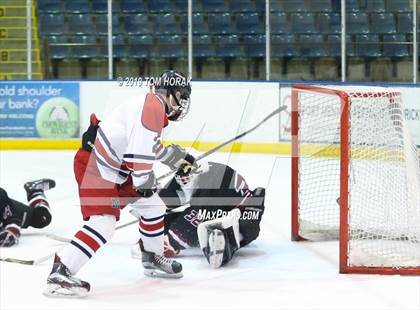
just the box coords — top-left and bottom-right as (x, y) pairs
(93, 93), (169, 188)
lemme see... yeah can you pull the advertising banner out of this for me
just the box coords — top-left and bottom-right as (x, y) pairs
(0, 82), (80, 138)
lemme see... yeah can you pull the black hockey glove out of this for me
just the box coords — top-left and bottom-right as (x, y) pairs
(161, 145), (197, 171)
(0, 225), (20, 247)
(82, 113), (100, 152)
(136, 172), (157, 198)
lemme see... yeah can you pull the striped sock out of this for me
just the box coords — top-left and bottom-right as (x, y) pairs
(138, 215), (164, 255)
(59, 215), (116, 274)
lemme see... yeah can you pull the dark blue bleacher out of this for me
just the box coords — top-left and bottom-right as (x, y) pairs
(236, 13), (261, 34)
(193, 35), (214, 57)
(387, 0), (411, 12)
(64, 0), (90, 14)
(98, 34), (127, 58)
(40, 14), (65, 35)
(148, 0), (173, 13)
(37, 0), (62, 14)
(371, 13), (396, 34)
(125, 14), (150, 35)
(229, 0), (255, 12)
(383, 34), (410, 57)
(327, 34), (355, 56)
(291, 13), (317, 34)
(347, 13), (369, 34)
(180, 13), (207, 34)
(283, 0), (306, 12)
(397, 13), (413, 33)
(92, 0), (120, 13)
(208, 13), (232, 34)
(202, 0), (226, 13)
(68, 14), (94, 35)
(271, 35), (299, 57)
(299, 34), (328, 57)
(95, 14), (120, 35)
(215, 35), (243, 58)
(318, 13), (341, 34)
(270, 13), (289, 34)
(153, 14), (178, 35)
(354, 34), (381, 57)
(127, 35), (153, 58)
(72, 35), (98, 58)
(308, 0), (333, 12)
(243, 34), (265, 57)
(157, 35), (186, 58)
(120, 0), (146, 13)
(47, 35), (71, 59)
(363, 0), (386, 12)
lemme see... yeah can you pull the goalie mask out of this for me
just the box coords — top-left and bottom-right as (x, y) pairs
(155, 70), (191, 121)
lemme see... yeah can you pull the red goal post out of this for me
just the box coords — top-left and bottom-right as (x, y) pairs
(291, 84), (420, 275)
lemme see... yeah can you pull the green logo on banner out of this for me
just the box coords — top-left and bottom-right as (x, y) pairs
(35, 97), (79, 138)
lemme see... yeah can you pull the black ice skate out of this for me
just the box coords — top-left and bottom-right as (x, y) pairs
(44, 255), (90, 298)
(142, 250), (183, 279)
(24, 178), (55, 200)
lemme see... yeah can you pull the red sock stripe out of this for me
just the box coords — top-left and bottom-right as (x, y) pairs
(139, 219), (164, 232)
(75, 230), (101, 252)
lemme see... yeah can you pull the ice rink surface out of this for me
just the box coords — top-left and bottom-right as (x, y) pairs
(0, 150), (419, 310)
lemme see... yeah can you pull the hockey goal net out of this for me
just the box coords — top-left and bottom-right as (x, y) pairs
(291, 84), (420, 275)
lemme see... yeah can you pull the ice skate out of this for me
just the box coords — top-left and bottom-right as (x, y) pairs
(142, 250), (183, 279)
(24, 178), (56, 200)
(44, 255), (90, 298)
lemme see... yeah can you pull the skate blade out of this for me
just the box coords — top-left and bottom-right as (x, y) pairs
(144, 268), (183, 279)
(208, 230), (225, 269)
(43, 284), (89, 298)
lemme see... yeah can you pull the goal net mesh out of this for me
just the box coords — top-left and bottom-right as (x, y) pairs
(295, 86), (420, 269)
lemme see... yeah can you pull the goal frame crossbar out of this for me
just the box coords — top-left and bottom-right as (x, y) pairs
(291, 84), (420, 276)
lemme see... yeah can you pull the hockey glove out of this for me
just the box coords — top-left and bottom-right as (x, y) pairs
(161, 145), (197, 171)
(136, 172), (157, 198)
(82, 113), (100, 152)
(0, 224), (21, 247)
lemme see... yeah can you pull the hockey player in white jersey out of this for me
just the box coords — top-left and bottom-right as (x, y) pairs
(44, 70), (195, 297)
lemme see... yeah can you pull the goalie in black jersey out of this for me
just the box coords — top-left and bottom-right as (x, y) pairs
(0, 179), (55, 247)
(133, 161), (265, 268)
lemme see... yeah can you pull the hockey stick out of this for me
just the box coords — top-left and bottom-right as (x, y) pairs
(0, 251), (56, 265)
(156, 106), (287, 181)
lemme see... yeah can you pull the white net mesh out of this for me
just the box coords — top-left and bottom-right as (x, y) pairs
(295, 85), (420, 270)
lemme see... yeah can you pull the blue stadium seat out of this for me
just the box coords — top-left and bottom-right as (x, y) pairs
(173, 0), (188, 12)
(208, 14), (232, 34)
(270, 13), (289, 34)
(153, 14), (178, 35)
(40, 14), (65, 35)
(38, 0), (62, 14)
(363, 0), (386, 12)
(266, 1), (283, 12)
(120, 0), (146, 13)
(346, 13), (369, 34)
(64, 0), (90, 13)
(229, 0), (255, 12)
(149, 0), (173, 13)
(344, 0), (360, 12)
(397, 13), (413, 33)
(47, 35), (71, 59)
(371, 13), (396, 34)
(71, 35), (98, 58)
(383, 34), (410, 57)
(157, 35), (186, 58)
(202, 0), (226, 13)
(387, 0), (411, 12)
(299, 34), (328, 57)
(180, 13), (207, 34)
(193, 35), (214, 57)
(271, 35), (299, 57)
(215, 35), (243, 58)
(126, 35), (153, 58)
(98, 34), (127, 58)
(243, 34), (265, 57)
(236, 13), (261, 34)
(327, 34), (354, 56)
(318, 13), (341, 33)
(291, 13), (317, 33)
(125, 14), (150, 35)
(308, 0), (333, 12)
(95, 14), (120, 34)
(68, 14), (94, 34)
(283, 0), (306, 12)
(355, 34), (381, 57)
(92, 0), (120, 13)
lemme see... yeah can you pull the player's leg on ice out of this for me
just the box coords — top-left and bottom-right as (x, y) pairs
(197, 209), (241, 268)
(131, 194), (183, 278)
